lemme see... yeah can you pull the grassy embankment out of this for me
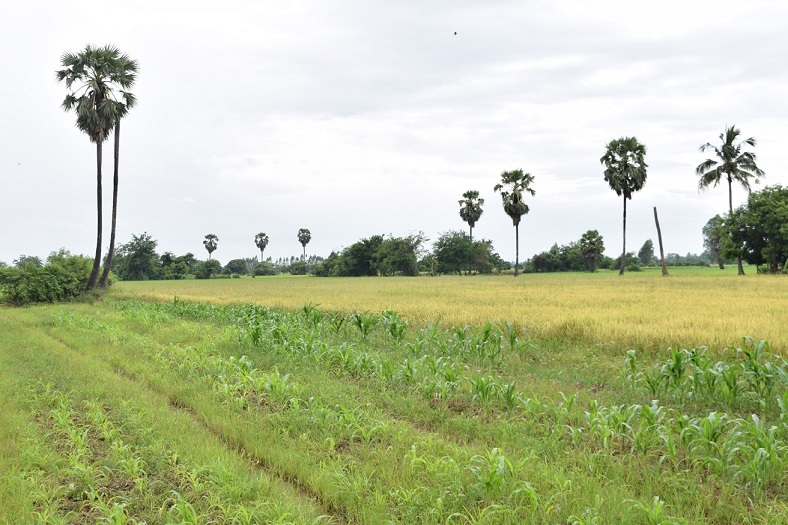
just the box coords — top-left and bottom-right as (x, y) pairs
(1, 269), (786, 523)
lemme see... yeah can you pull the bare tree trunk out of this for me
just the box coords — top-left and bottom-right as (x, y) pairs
(729, 175), (745, 275)
(653, 207), (669, 277)
(260, 249), (264, 263)
(87, 142), (103, 290)
(619, 196), (626, 276)
(99, 121), (121, 289)
(514, 223), (520, 277)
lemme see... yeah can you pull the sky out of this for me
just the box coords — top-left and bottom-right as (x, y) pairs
(1, 1), (787, 267)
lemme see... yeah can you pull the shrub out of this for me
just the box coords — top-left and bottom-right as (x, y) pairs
(0, 255), (92, 305)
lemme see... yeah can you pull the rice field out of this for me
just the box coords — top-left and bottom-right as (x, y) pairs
(2, 269), (787, 523)
(111, 267), (788, 355)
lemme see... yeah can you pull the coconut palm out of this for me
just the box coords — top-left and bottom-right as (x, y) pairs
(600, 137), (648, 275)
(255, 232), (269, 262)
(203, 234), (219, 260)
(458, 190), (484, 243)
(494, 170), (535, 277)
(696, 125), (765, 275)
(57, 45), (138, 290)
(297, 229), (311, 261)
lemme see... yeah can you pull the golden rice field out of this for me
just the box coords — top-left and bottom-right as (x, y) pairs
(111, 267), (788, 355)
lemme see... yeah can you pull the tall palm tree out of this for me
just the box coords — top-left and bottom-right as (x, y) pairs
(255, 232), (269, 262)
(696, 125), (765, 275)
(57, 45), (137, 290)
(600, 137), (648, 276)
(98, 53), (138, 289)
(458, 190), (484, 243)
(297, 229), (311, 261)
(494, 170), (535, 277)
(203, 234), (219, 260)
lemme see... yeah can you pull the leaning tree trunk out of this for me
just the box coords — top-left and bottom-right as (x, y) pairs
(87, 142), (104, 290)
(653, 207), (669, 277)
(514, 222), (520, 277)
(729, 176), (745, 275)
(619, 196), (627, 276)
(99, 121), (121, 289)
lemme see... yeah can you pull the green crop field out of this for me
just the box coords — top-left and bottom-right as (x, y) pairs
(1, 271), (787, 523)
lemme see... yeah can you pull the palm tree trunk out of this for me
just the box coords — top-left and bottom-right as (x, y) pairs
(620, 196), (627, 276)
(99, 121), (121, 289)
(303, 246), (306, 262)
(468, 226), (473, 275)
(514, 223), (520, 277)
(87, 142), (103, 290)
(729, 176), (745, 275)
(260, 249), (264, 263)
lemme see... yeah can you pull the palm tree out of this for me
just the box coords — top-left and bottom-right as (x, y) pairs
(494, 170), (535, 277)
(696, 125), (765, 275)
(254, 232), (269, 262)
(57, 45), (136, 290)
(600, 137), (648, 276)
(203, 234), (219, 260)
(297, 229), (311, 261)
(458, 190), (484, 243)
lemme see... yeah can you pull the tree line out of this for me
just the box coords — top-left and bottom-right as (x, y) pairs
(45, 43), (788, 290)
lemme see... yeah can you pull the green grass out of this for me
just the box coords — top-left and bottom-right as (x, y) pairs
(1, 294), (786, 523)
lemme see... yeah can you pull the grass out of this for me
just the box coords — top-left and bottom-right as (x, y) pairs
(110, 267), (788, 355)
(1, 270), (787, 523)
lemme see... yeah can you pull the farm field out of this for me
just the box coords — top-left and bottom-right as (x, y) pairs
(1, 271), (787, 523)
(112, 267), (788, 355)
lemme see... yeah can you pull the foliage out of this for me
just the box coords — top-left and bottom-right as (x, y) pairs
(579, 230), (605, 272)
(56, 44), (138, 291)
(702, 215), (731, 270)
(600, 136), (648, 275)
(252, 262), (277, 276)
(194, 259), (222, 279)
(315, 234), (424, 277)
(254, 232), (269, 262)
(525, 231), (607, 273)
(726, 185), (788, 273)
(112, 232), (160, 281)
(696, 125), (765, 275)
(13, 255), (43, 268)
(203, 234), (219, 260)
(297, 228), (311, 260)
(637, 239), (655, 266)
(0, 252), (92, 305)
(432, 231), (506, 275)
(224, 259), (249, 276)
(458, 190), (484, 241)
(494, 169), (536, 277)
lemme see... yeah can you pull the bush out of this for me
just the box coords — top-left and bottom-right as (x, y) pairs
(0, 255), (92, 305)
(194, 260), (222, 279)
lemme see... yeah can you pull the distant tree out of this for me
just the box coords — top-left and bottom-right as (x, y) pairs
(458, 190), (484, 243)
(57, 45), (138, 291)
(702, 215), (728, 270)
(195, 259), (222, 279)
(579, 230), (605, 272)
(224, 259), (248, 275)
(203, 234), (219, 260)
(297, 229), (311, 261)
(114, 232), (159, 280)
(726, 185), (788, 274)
(638, 239), (655, 266)
(696, 125), (765, 275)
(494, 169), (535, 277)
(433, 231), (473, 275)
(13, 255), (43, 269)
(601, 137), (648, 275)
(254, 232), (269, 262)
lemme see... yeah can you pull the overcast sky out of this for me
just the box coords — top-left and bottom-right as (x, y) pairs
(2, 1), (786, 267)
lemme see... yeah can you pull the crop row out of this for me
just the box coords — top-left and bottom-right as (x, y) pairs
(18, 381), (326, 524)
